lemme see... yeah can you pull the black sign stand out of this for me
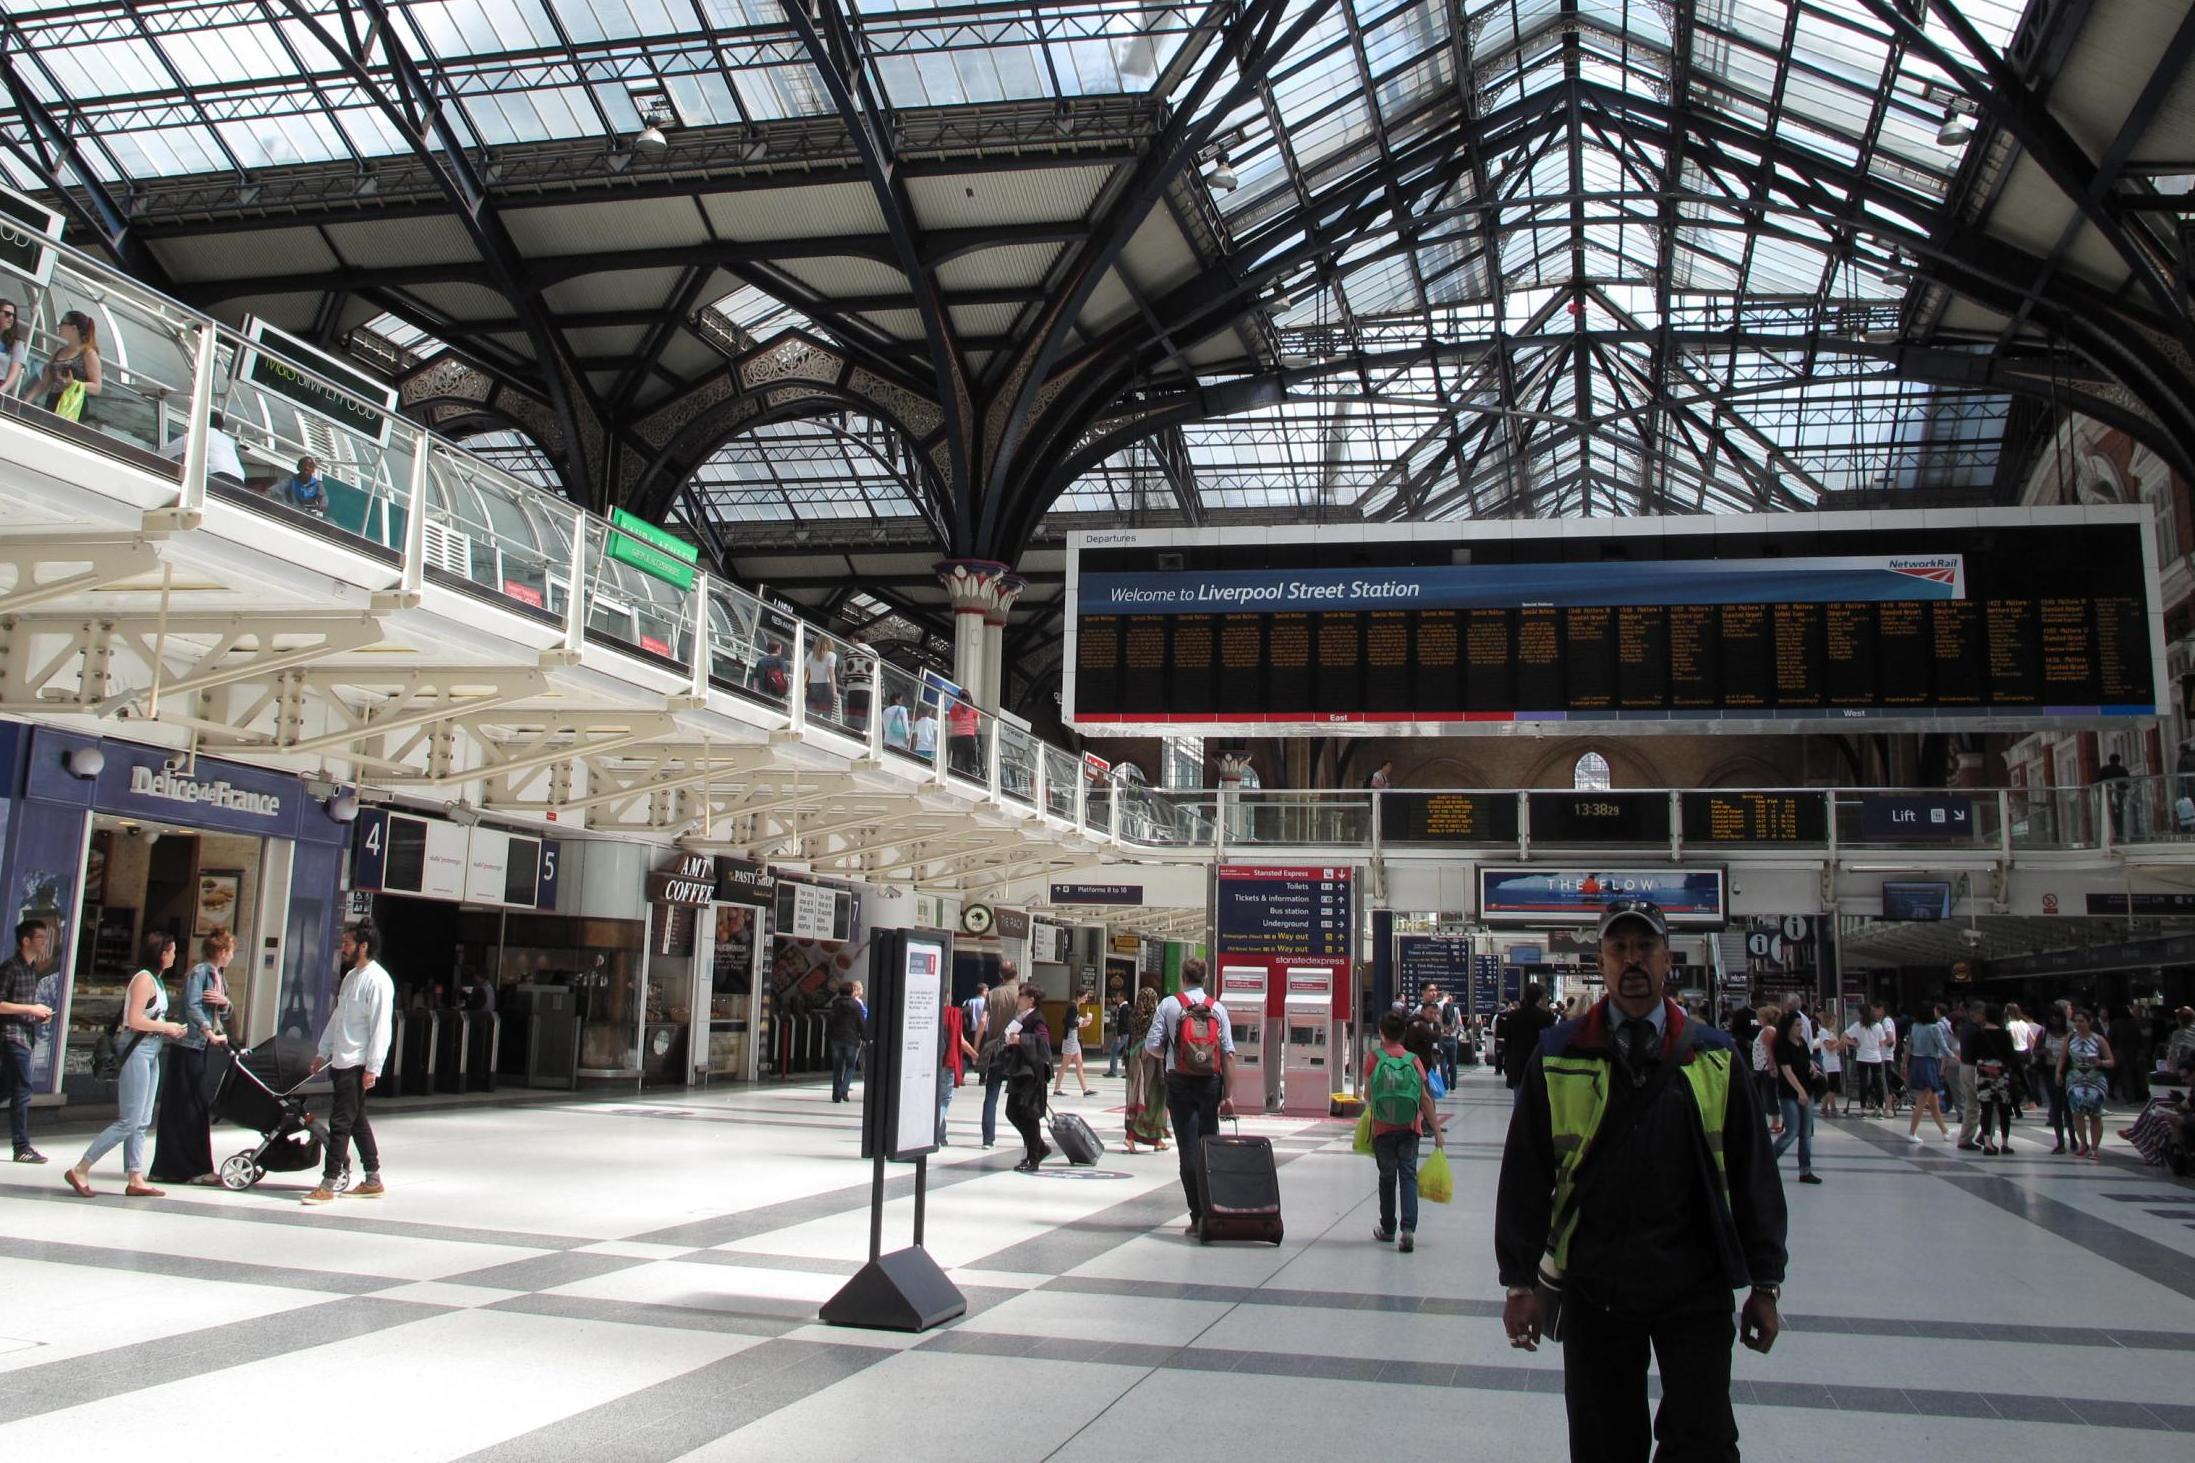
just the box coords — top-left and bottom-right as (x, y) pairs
(820, 927), (965, 1333)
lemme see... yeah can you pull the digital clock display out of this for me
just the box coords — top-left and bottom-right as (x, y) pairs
(1528, 792), (1672, 844)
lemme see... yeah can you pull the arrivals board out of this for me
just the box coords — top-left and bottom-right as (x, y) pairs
(1065, 509), (2164, 734)
(1679, 791), (1829, 844)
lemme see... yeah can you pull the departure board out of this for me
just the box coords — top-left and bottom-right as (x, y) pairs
(1680, 792), (1830, 844)
(1383, 792), (1522, 844)
(1066, 510), (2162, 733)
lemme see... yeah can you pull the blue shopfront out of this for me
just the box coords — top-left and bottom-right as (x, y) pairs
(0, 723), (352, 1102)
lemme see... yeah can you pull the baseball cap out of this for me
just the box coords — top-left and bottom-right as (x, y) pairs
(1596, 897), (1668, 942)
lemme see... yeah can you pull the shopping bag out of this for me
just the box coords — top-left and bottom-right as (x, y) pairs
(1352, 1106), (1374, 1155)
(1428, 1066), (1448, 1099)
(1418, 1146), (1454, 1204)
(54, 380), (85, 422)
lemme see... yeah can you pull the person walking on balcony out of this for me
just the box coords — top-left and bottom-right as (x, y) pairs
(0, 299), (28, 399)
(33, 310), (101, 423)
(2097, 753), (2131, 839)
(804, 639), (840, 721)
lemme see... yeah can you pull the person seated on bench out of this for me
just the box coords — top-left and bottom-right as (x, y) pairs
(283, 454), (328, 515)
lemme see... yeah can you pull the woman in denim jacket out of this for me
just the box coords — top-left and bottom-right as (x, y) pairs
(150, 928), (234, 1185)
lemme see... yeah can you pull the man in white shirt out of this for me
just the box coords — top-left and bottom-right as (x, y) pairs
(160, 411), (247, 486)
(306, 921), (394, 1203)
(1143, 958), (1237, 1236)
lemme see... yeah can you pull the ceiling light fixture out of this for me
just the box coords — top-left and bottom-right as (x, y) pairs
(1208, 150), (1239, 193)
(1935, 104), (1974, 147)
(633, 122), (670, 155)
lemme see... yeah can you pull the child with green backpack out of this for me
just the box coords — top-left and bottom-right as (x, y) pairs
(1364, 1009), (1444, 1251)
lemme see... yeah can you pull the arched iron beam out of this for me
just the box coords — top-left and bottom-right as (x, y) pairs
(974, 0), (1330, 552)
(776, 0), (974, 546)
(272, 0), (606, 507)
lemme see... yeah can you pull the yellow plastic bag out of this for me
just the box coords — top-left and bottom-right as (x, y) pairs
(1419, 1145), (1454, 1205)
(1352, 1106), (1374, 1155)
(53, 380), (86, 422)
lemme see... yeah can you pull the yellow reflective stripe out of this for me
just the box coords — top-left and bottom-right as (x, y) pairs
(1678, 1049), (1734, 1192)
(1542, 1056), (1612, 1273)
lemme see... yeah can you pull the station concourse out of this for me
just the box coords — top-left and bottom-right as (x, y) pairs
(2, 2), (2194, 1459)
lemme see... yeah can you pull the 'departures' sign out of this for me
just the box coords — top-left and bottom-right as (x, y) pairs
(0, 184), (64, 288)
(234, 316), (401, 446)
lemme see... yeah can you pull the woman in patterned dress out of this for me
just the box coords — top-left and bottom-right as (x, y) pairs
(1122, 986), (1170, 1153)
(2058, 1007), (2117, 1160)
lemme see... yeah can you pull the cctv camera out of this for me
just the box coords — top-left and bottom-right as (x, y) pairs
(163, 754), (186, 773)
(1960, 928), (1985, 947)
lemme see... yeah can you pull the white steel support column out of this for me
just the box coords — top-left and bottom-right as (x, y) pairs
(934, 559), (1023, 709)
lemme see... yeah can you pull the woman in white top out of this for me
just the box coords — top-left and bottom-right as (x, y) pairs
(1753, 1005), (1782, 1135)
(64, 932), (188, 1198)
(804, 643), (839, 720)
(1812, 1027), (1844, 1117)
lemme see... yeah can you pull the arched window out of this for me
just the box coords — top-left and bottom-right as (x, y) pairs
(1573, 751), (1612, 790)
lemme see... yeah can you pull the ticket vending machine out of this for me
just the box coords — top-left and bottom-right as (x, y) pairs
(1219, 965), (1268, 1113)
(1281, 966), (1336, 1116)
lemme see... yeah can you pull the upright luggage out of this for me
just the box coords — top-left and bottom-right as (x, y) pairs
(1195, 1121), (1284, 1244)
(1050, 1110), (1105, 1165)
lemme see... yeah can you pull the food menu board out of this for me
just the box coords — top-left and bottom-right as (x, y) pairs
(1215, 865), (1353, 960)
(1067, 511), (2161, 732)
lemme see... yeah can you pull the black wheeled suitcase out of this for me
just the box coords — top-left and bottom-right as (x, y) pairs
(1050, 1110), (1105, 1165)
(1196, 1123), (1284, 1244)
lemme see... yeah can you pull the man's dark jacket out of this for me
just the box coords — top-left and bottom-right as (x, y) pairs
(1501, 1001), (1556, 1087)
(1495, 997), (1788, 1314)
(826, 993), (866, 1045)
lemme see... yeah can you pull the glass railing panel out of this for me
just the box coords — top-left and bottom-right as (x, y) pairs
(582, 528), (695, 669)
(1085, 765), (1112, 832)
(1230, 792), (1372, 845)
(420, 442), (580, 622)
(998, 721), (1038, 806)
(209, 331), (413, 553)
(2003, 785), (2099, 851)
(2112, 775), (2192, 843)
(3, 262), (205, 473)
(1044, 747), (1079, 819)
(708, 584), (799, 709)
(876, 662), (936, 767)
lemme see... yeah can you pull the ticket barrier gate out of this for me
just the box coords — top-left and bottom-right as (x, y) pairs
(434, 1011), (470, 1093)
(1219, 965), (1269, 1114)
(399, 1011), (438, 1097)
(466, 1014), (500, 1092)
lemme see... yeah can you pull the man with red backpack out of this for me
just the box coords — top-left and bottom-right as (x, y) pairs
(1143, 959), (1236, 1236)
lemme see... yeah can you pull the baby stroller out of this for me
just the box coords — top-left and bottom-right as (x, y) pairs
(210, 1035), (349, 1193)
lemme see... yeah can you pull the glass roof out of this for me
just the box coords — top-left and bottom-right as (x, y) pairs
(687, 413), (926, 522)
(2, 0), (2049, 530)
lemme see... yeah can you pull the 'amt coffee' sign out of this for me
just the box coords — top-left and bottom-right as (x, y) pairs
(649, 854), (716, 906)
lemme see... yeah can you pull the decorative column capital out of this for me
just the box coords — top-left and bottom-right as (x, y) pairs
(1217, 752), (1255, 786)
(935, 559), (1026, 621)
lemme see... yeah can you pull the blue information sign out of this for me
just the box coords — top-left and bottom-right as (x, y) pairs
(1857, 795), (1977, 841)
(1395, 935), (1470, 1011)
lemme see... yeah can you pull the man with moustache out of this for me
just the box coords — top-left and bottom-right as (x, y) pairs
(1495, 899), (1788, 1462)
